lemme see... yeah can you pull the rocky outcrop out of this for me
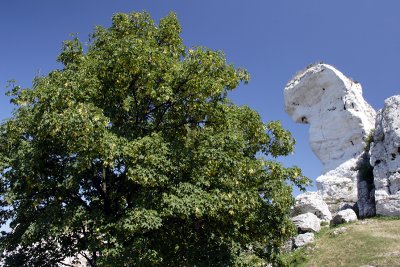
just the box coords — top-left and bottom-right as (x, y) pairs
(331, 209), (358, 225)
(289, 192), (328, 250)
(291, 212), (321, 233)
(291, 192), (332, 222)
(285, 64), (376, 214)
(370, 96), (400, 215)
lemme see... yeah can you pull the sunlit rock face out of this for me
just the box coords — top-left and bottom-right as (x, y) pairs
(370, 96), (400, 216)
(285, 64), (376, 213)
(291, 192), (332, 222)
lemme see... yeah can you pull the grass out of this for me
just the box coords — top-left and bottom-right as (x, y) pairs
(281, 247), (309, 266)
(281, 217), (400, 267)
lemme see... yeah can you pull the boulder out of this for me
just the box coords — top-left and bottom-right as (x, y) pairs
(331, 209), (358, 225)
(370, 95), (400, 215)
(285, 63), (376, 213)
(291, 212), (321, 233)
(292, 192), (332, 222)
(293, 233), (314, 248)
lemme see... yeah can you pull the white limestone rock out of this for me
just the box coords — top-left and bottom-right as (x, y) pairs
(370, 95), (400, 216)
(331, 209), (358, 225)
(291, 212), (321, 233)
(315, 159), (359, 210)
(291, 192), (332, 222)
(330, 226), (348, 237)
(293, 233), (314, 249)
(285, 64), (376, 212)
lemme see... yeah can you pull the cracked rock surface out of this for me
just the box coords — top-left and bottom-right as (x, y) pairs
(370, 95), (400, 215)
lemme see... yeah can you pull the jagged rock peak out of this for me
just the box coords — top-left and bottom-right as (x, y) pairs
(284, 63), (376, 213)
(370, 95), (400, 216)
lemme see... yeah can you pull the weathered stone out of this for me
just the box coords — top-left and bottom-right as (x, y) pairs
(370, 95), (400, 216)
(331, 209), (358, 225)
(293, 233), (314, 248)
(330, 226), (348, 237)
(285, 63), (376, 213)
(291, 212), (321, 233)
(291, 192), (332, 222)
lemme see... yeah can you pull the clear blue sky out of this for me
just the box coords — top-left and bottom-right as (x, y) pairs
(1, 1), (400, 194)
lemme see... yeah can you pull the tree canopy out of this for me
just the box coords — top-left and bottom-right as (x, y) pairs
(0, 12), (309, 266)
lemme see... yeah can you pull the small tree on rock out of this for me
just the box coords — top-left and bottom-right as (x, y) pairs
(0, 12), (309, 266)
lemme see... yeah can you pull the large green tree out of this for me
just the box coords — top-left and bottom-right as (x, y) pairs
(0, 12), (308, 266)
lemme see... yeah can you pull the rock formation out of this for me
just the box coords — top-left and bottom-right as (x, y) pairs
(287, 192), (328, 250)
(284, 63), (376, 214)
(370, 96), (400, 215)
(331, 209), (358, 225)
(291, 212), (321, 233)
(293, 233), (314, 249)
(284, 64), (400, 255)
(291, 192), (332, 222)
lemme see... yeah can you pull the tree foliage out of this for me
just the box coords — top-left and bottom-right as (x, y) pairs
(0, 12), (309, 266)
